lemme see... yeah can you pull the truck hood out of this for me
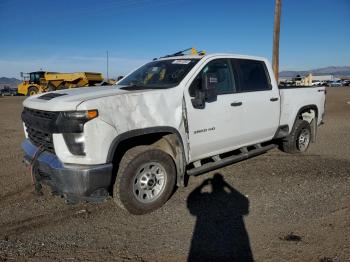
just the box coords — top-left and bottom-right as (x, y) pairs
(22, 85), (153, 111)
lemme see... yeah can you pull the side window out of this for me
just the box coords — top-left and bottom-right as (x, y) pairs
(189, 59), (235, 96)
(233, 59), (271, 92)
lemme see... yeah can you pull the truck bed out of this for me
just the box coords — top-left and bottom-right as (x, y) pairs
(279, 86), (326, 128)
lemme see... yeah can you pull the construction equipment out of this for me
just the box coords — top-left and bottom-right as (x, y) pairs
(159, 47), (206, 59)
(18, 71), (104, 96)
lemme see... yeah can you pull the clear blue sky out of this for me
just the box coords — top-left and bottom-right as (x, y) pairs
(0, 0), (349, 78)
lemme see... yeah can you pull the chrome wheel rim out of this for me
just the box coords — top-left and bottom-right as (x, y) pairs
(297, 128), (310, 151)
(133, 162), (167, 203)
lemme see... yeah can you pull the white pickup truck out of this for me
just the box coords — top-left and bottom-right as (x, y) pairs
(21, 52), (326, 214)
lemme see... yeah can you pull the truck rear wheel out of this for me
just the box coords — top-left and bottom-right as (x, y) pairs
(113, 146), (176, 215)
(281, 119), (311, 153)
(27, 86), (39, 96)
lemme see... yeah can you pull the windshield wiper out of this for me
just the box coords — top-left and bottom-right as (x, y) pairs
(119, 81), (147, 90)
(120, 84), (151, 90)
(119, 81), (174, 90)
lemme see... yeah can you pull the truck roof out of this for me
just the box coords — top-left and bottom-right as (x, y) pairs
(158, 53), (268, 62)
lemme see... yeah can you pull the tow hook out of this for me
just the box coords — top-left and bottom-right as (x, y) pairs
(25, 146), (45, 196)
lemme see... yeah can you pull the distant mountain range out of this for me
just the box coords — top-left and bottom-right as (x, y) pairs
(0, 77), (21, 89)
(280, 66), (350, 77)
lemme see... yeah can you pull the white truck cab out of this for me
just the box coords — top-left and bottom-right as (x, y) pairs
(21, 52), (326, 214)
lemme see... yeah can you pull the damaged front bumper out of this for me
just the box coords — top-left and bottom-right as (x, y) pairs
(22, 139), (113, 203)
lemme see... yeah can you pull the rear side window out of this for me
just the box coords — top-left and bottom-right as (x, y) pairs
(232, 59), (271, 92)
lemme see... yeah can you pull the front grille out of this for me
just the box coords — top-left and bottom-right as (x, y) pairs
(22, 107), (59, 154)
(24, 108), (58, 120)
(26, 126), (55, 153)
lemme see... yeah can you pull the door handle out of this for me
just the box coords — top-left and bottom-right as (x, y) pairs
(270, 97), (279, 102)
(231, 102), (242, 106)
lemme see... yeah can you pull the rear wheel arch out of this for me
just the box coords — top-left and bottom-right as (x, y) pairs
(294, 105), (318, 123)
(293, 105), (318, 142)
(280, 105), (319, 153)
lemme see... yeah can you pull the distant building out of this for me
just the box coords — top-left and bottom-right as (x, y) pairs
(279, 74), (334, 84)
(279, 77), (293, 82)
(312, 75), (334, 81)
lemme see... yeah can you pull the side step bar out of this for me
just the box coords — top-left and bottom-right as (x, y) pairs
(187, 144), (277, 176)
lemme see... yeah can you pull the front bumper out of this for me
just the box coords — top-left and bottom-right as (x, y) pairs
(22, 139), (113, 203)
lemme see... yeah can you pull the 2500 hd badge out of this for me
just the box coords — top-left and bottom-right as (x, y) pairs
(194, 127), (216, 134)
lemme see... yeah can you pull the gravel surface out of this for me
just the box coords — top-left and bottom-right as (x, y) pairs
(0, 88), (349, 261)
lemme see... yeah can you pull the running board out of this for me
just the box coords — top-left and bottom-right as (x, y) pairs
(187, 144), (277, 176)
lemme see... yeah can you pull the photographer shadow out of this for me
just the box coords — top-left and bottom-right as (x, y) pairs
(187, 173), (253, 262)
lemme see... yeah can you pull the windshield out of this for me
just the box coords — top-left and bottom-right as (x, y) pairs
(118, 59), (199, 89)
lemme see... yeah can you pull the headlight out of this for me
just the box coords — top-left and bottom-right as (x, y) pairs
(60, 110), (98, 155)
(56, 110), (98, 133)
(61, 110), (98, 120)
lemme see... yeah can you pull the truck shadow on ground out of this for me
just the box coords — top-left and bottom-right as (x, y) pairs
(187, 173), (253, 262)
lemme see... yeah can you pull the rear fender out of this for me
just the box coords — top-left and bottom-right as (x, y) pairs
(293, 105), (318, 142)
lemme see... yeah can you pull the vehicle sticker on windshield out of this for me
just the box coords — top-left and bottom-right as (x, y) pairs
(172, 60), (191, 65)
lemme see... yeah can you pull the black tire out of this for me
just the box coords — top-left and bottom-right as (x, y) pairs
(113, 145), (176, 215)
(281, 119), (311, 154)
(27, 86), (39, 96)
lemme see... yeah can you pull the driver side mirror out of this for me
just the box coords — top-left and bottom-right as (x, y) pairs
(117, 75), (124, 81)
(191, 73), (218, 109)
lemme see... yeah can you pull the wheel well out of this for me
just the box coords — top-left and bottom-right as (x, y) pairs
(110, 132), (172, 165)
(28, 85), (39, 91)
(297, 106), (318, 121)
(109, 131), (186, 193)
(296, 105), (318, 142)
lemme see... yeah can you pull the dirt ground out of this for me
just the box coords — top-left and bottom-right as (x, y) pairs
(0, 88), (349, 262)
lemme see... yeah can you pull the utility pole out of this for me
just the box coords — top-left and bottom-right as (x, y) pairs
(272, 0), (281, 82)
(106, 50), (109, 80)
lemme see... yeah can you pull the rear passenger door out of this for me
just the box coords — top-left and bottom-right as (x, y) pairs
(229, 59), (280, 146)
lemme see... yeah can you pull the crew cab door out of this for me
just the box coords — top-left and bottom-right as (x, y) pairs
(228, 58), (280, 146)
(184, 58), (239, 161)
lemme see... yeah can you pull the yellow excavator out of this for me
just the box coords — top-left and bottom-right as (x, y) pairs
(18, 71), (104, 96)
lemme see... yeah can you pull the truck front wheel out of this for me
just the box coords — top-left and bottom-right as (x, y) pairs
(281, 120), (311, 153)
(113, 146), (176, 215)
